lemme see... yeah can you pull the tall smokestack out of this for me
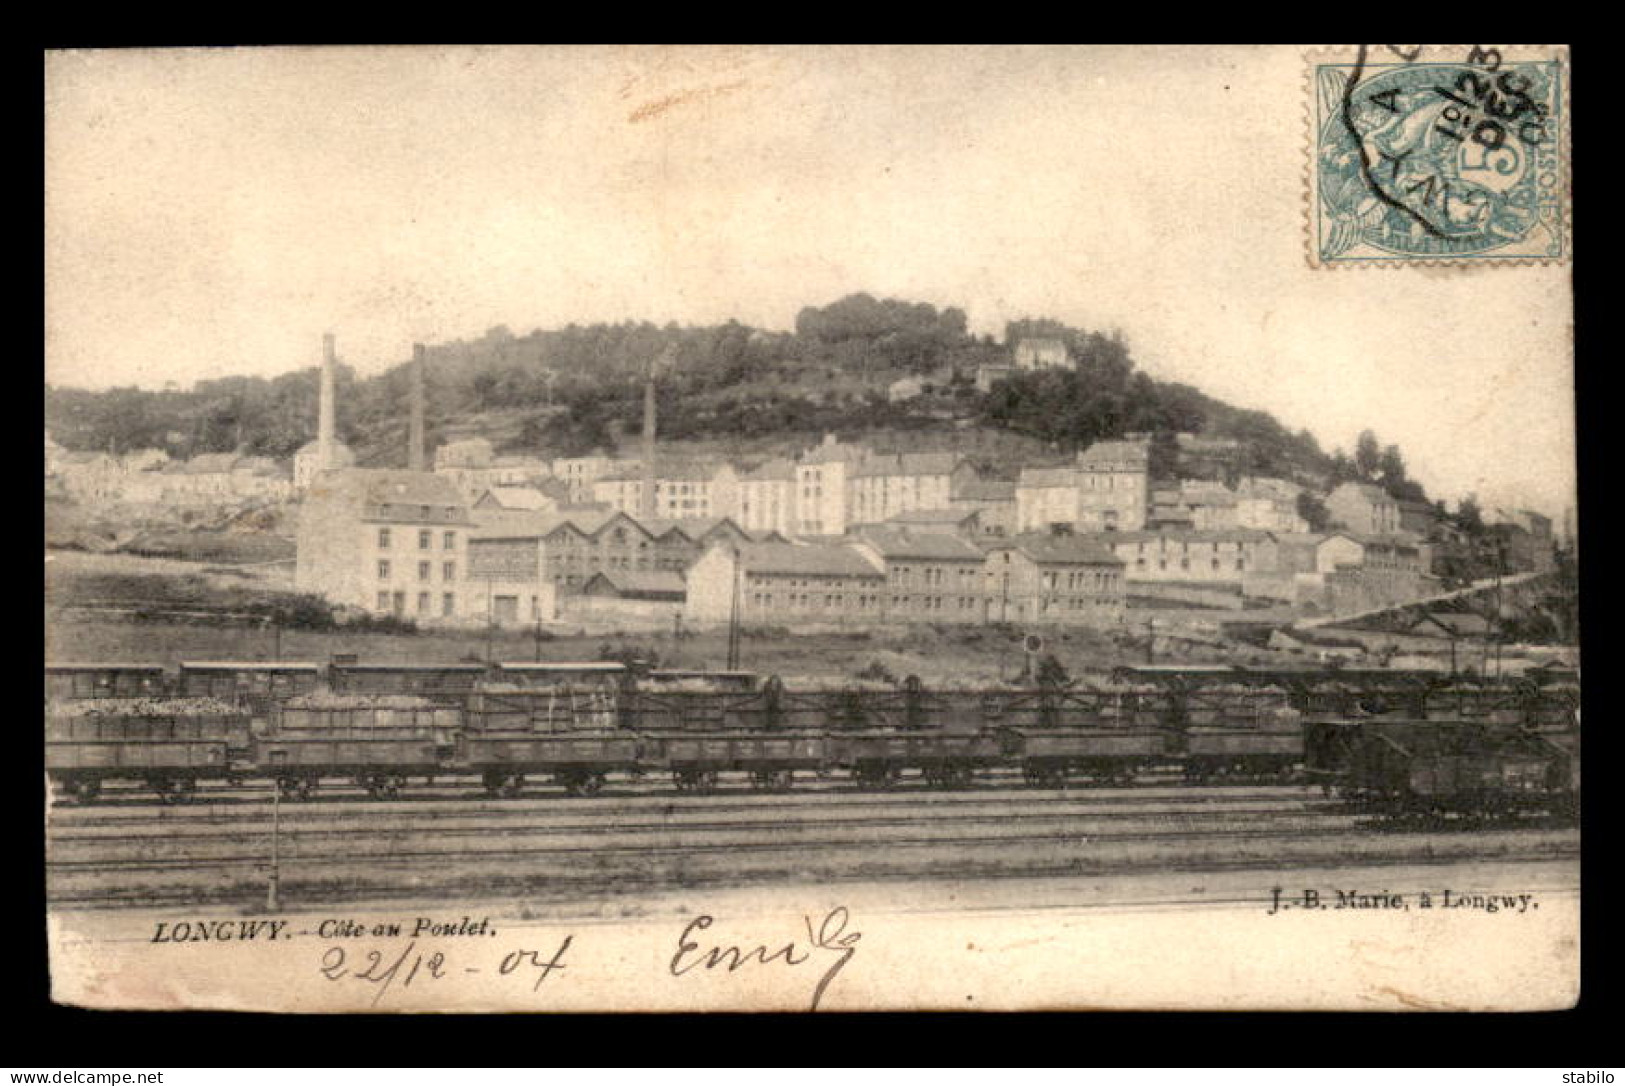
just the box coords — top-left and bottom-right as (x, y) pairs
(641, 370), (657, 520)
(409, 342), (426, 472)
(319, 333), (337, 468)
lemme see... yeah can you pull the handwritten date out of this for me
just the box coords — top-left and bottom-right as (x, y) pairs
(319, 936), (572, 1007)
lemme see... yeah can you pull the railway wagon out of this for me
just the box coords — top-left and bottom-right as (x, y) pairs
(643, 732), (827, 792)
(458, 731), (643, 797)
(45, 697), (250, 802)
(828, 729), (1011, 789)
(328, 661), (489, 703)
(177, 661), (324, 715)
(926, 687), (1173, 786)
(620, 681), (785, 733)
(1308, 718), (1577, 817)
(258, 698), (458, 800)
(45, 663), (168, 700)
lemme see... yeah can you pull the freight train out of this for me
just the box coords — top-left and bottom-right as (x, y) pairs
(43, 660), (1579, 816)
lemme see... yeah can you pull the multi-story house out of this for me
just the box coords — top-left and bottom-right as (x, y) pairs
(1235, 476), (1309, 533)
(849, 528), (987, 624)
(593, 461), (741, 520)
(847, 452), (976, 525)
(738, 458), (798, 535)
(948, 478), (1016, 537)
(796, 435), (866, 536)
(1177, 480), (1239, 530)
(1096, 530), (1280, 584)
(295, 469), (472, 622)
(684, 541), (886, 627)
(1012, 337), (1070, 371)
(1325, 482), (1401, 536)
(1015, 438), (1149, 533)
(553, 454), (614, 504)
(979, 536), (1126, 626)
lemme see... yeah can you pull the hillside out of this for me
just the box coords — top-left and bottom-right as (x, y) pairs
(45, 293), (1423, 498)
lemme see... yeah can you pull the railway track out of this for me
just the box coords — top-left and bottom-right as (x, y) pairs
(47, 785), (1579, 909)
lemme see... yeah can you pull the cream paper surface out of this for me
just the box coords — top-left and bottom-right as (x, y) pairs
(45, 44), (1576, 1012)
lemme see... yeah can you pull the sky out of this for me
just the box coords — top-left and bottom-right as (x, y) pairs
(44, 45), (1576, 520)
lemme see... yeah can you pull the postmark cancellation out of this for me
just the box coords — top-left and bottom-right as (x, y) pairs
(1308, 45), (1569, 266)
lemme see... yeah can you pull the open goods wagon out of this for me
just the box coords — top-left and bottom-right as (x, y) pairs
(45, 697), (252, 802)
(1305, 718), (1577, 817)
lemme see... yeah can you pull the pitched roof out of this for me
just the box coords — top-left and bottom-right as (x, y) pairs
(1077, 439), (1150, 468)
(469, 509), (560, 540)
(853, 528), (985, 561)
(479, 486), (555, 511)
(989, 535), (1125, 566)
(306, 469), (472, 524)
(884, 508), (979, 526)
(583, 570), (688, 597)
(1099, 529), (1274, 544)
(953, 478), (1015, 501)
(852, 451), (965, 478)
(800, 437), (867, 465)
(1018, 466), (1080, 488)
(729, 541), (884, 579)
(640, 516), (747, 542)
(742, 457), (796, 482)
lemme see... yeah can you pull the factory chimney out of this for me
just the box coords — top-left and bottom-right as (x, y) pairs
(319, 333), (337, 469)
(409, 342), (426, 472)
(641, 363), (658, 521)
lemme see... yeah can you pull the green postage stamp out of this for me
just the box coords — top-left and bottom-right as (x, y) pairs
(1310, 45), (1569, 266)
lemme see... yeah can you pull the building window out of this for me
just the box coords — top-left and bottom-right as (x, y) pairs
(419, 561), (431, 581)
(378, 528), (391, 548)
(419, 529), (431, 549)
(444, 531), (456, 549)
(377, 591), (390, 611)
(378, 559), (391, 579)
(444, 561), (456, 581)
(417, 591), (430, 613)
(443, 593), (455, 616)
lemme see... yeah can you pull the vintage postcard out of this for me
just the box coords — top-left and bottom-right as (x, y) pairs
(44, 44), (1578, 1012)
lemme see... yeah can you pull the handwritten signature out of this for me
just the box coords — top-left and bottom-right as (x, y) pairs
(669, 906), (862, 1012)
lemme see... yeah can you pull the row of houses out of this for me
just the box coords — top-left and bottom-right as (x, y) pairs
(47, 441), (294, 506)
(293, 467), (1453, 632)
(293, 468), (1131, 630)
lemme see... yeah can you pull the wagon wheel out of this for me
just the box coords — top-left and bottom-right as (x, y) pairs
(482, 770), (508, 797)
(577, 772), (605, 797)
(502, 774), (526, 799)
(297, 777), (316, 801)
(75, 778), (101, 803)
